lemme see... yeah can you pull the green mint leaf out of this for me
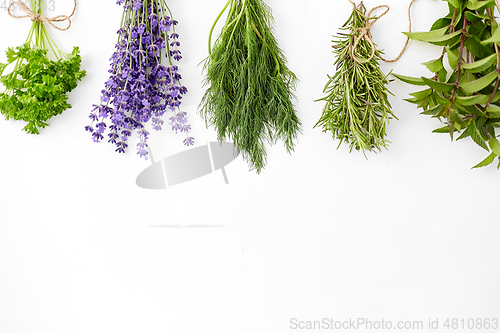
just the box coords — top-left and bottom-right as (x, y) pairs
(423, 57), (445, 73)
(433, 125), (452, 133)
(472, 152), (496, 168)
(466, 35), (492, 58)
(485, 105), (500, 117)
(393, 73), (427, 86)
(461, 71), (498, 94)
(426, 30), (462, 46)
(403, 26), (449, 42)
(421, 77), (455, 92)
(466, 0), (495, 11)
(446, 46), (459, 68)
(448, 0), (463, 9)
(481, 25), (500, 45)
(470, 119), (490, 150)
(461, 53), (497, 72)
(455, 94), (490, 106)
(488, 138), (500, 155)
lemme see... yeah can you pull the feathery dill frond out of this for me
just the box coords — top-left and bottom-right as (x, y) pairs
(200, 0), (301, 173)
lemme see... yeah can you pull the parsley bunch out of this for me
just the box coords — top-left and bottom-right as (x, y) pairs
(200, 0), (302, 173)
(315, 3), (395, 154)
(0, 1), (85, 134)
(396, 0), (500, 169)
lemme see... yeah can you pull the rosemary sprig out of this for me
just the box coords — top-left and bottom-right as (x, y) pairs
(315, 3), (396, 154)
(200, 0), (301, 173)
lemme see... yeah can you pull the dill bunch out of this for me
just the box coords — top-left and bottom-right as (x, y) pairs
(200, 0), (301, 173)
(315, 3), (396, 154)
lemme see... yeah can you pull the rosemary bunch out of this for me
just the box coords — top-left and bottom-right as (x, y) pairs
(395, 0), (500, 169)
(315, 3), (395, 153)
(200, 0), (301, 173)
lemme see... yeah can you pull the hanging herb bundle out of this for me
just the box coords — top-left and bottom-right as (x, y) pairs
(315, 2), (411, 154)
(395, 0), (500, 169)
(0, 0), (85, 134)
(86, 0), (194, 160)
(316, 1), (417, 154)
(200, 0), (301, 173)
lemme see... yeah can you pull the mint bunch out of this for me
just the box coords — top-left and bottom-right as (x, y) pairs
(396, 0), (500, 169)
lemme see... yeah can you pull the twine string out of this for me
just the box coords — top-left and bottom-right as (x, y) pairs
(348, 0), (420, 64)
(8, 0), (77, 31)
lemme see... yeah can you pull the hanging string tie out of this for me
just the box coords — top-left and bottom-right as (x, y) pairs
(348, 0), (421, 64)
(7, 0), (77, 31)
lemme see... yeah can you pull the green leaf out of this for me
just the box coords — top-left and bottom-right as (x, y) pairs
(0, 62), (7, 76)
(471, 130), (489, 150)
(448, 0), (463, 9)
(481, 25), (500, 45)
(455, 94), (490, 105)
(403, 26), (449, 42)
(6, 47), (17, 63)
(461, 53), (497, 73)
(427, 30), (463, 46)
(466, 35), (493, 58)
(393, 73), (427, 86)
(433, 125), (451, 133)
(472, 152), (496, 168)
(404, 97), (420, 104)
(446, 47), (459, 68)
(463, 104), (488, 117)
(410, 88), (433, 100)
(457, 127), (471, 140)
(423, 57), (444, 73)
(422, 77), (455, 92)
(461, 71), (498, 94)
(470, 119), (490, 150)
(465, 11), (489, 22)
(485, 105), (500, 117)
(488, 138), (500, 155)
(431, 18), (452, 31)
(438, 68), (448, 82)
(421, 104), (442, 115)
(466, 0), (495, 10)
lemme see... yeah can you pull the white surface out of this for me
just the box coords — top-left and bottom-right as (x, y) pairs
(0, 1), (499, 332)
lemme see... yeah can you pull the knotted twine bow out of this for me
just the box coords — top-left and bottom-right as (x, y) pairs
(8, 0), (77, 31)
(347, 0), (420, 64)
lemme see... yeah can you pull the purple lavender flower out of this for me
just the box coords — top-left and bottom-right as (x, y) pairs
(86, 0), (194, 159)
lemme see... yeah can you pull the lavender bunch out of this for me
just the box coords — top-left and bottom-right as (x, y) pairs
(86, 0), (193, 160)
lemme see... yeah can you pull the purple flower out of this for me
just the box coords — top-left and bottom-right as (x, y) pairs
(87, 0), (194, 158)
(137, 148), (148, 159)
(92, 132), (104, 143)
(96, 122), (107, 133)
(137, 23), (146, 34)
(183, 136), (194, 146)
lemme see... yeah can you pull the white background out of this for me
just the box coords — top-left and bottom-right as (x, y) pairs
(1, 0), (499, 332)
